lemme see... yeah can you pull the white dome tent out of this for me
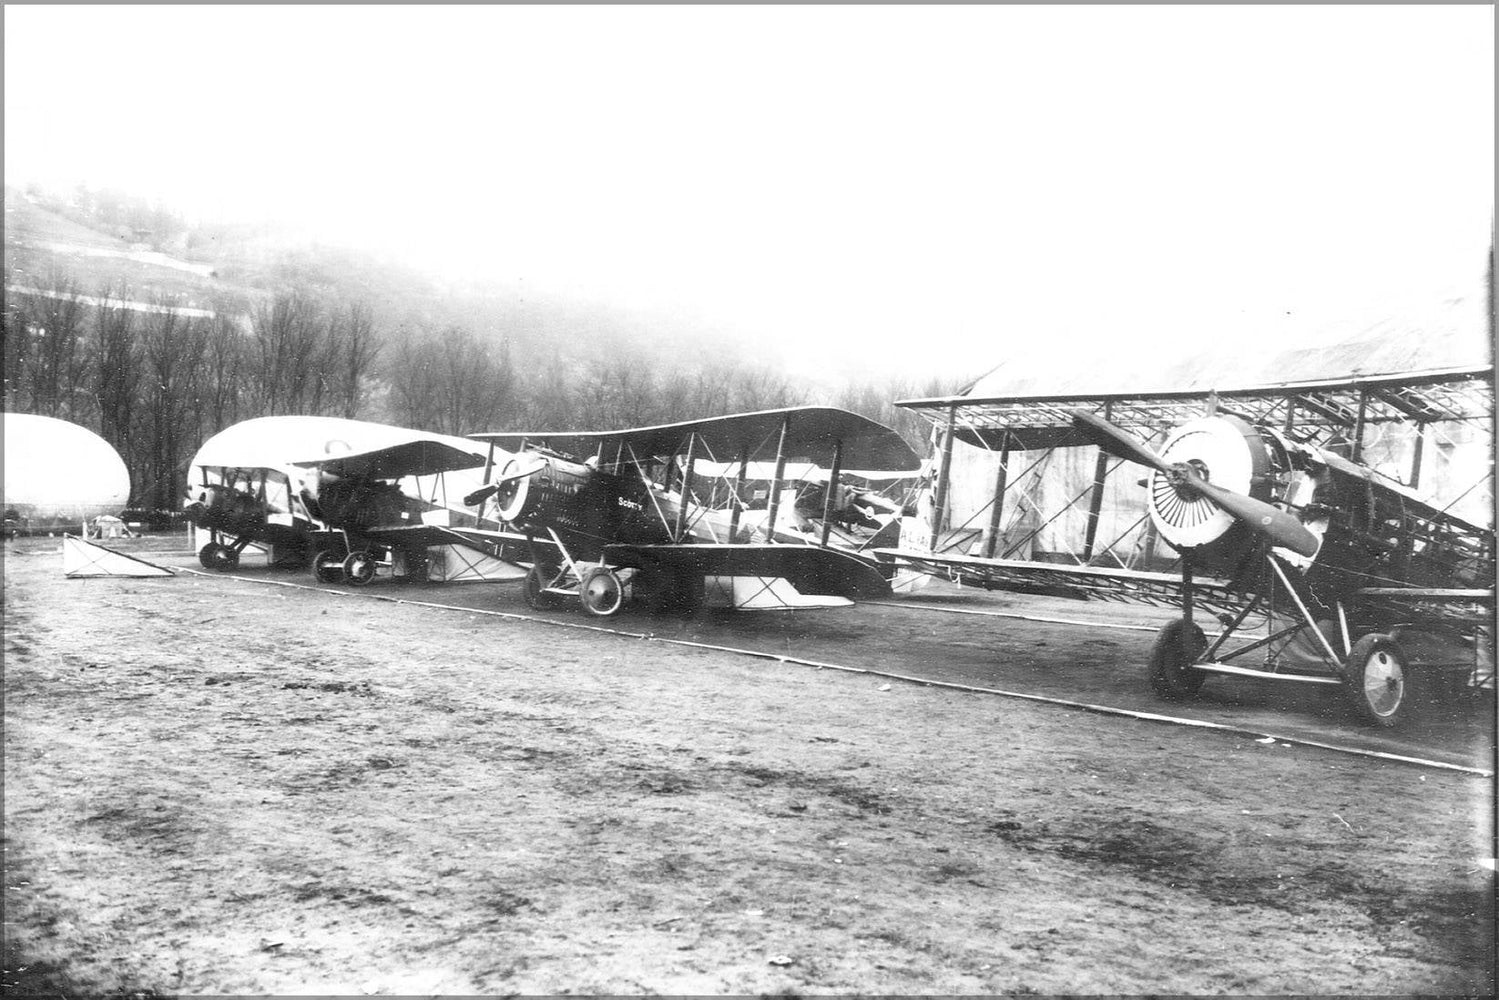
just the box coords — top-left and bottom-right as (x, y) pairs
(3, 413), (131, 536)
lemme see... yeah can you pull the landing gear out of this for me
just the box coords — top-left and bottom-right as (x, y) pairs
(1343, 633), (1408, 728)
(198, 541), (239, 572)
(343, 550), (378, 587)
(312, 548), (346, 584)
(523, 563), (564, 610)
(1148, 618), (1207, 700)
(579, 566), (625, 617)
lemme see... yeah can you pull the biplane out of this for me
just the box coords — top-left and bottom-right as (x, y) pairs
(466, 406), (922, 615)
(882, 364), (1495, 727)
(184, 416), (528, 585)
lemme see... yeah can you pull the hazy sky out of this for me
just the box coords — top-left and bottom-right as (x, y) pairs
(5, 5), (1494, 383)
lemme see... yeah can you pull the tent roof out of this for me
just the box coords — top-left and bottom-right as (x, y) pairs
(956, 297), (1491, 402)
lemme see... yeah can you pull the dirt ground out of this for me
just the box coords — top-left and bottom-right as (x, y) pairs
(3, 538), (1495, 995)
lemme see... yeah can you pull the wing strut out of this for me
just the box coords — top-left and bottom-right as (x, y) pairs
(673, 433), (698, 542)
(728, 444), (749, 541)
(762, 414), (792, 541)
(818, 438), (844, 548)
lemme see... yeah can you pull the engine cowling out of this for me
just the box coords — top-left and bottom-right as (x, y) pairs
(1146, 415), (1275, 552)
(186, 484), (269, 536)
(493, 455), (595, 530)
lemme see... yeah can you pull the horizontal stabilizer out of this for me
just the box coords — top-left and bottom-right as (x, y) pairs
(63, 535), (175, 578)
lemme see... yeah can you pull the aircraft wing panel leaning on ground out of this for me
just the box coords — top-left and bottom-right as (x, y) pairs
(881, 364), (1495, 727)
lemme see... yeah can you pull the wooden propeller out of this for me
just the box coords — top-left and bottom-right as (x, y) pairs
(462, 461), (546, 507)
(1069, 410), (1319, 557)
(1071, 410), (1174, 475)
(1174, 465), (1320, 557)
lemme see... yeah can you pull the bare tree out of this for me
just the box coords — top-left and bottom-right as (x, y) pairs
(201, 312), (248, 434)
(330, 301), (382, 419)
(250, 290), (327, 414)
(386, 327), (441, 431)
(92, 291), (141, 470)
(17, 274), (88, 419)
(138, 302), (209, 508)
(1, 277), (28, 411)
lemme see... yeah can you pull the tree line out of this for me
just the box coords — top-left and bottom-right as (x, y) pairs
(4, 273), (951, 510)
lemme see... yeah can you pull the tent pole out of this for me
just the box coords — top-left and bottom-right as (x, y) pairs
(983, 430), (1011, 558)
(929, 405), (957, 552)
(1409, 421), (1426, 489)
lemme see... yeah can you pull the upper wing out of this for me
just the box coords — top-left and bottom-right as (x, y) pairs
(192, 416), (496, 480)
(471, 406), (921, 474)
(291, 439), (486, 480)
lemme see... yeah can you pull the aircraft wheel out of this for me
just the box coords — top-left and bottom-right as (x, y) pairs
(1147, 618), (1207, 700)
(579, 567), (625, 617)
(523, 563), (564, 610)
(1343, 633), (1408, 727)
(343, 550), (378, 587)
(312, 549), (346, 584)
(199, 542), (238, 572)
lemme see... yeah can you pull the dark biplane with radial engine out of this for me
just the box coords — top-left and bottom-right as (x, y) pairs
(185, 416), (529, 586)
(881, 366), (1495, 727)
(463, 406), (923, 615)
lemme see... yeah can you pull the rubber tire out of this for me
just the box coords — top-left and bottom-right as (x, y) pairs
(523, 563), (564, 610)
(1148, 618), (1207, 700)
(199, 542), (238, 572)
(312, 549), (346, 585)
(579, 567), (625, 617)
(343, 551), (378, 587)
(1343, 633), (1409, 728)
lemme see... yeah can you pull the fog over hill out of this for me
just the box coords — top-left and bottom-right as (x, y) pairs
(4, 184), (783, 385)
(4, 182), (950, 508)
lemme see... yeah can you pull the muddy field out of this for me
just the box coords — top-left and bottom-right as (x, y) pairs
(4, 538), (1495, 995)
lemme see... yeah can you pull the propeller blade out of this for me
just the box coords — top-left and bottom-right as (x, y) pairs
(463, 484), (500, 507)
(1178, 469), (1320, 557)
(463, 462), (546, 507)
(1070, 410), (1173, 475)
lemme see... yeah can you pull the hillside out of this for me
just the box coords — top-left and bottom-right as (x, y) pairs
(3, 187), (767, 383)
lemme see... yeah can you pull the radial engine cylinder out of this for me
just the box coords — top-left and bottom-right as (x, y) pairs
(493, 455), (594, 529)
(188, 484), (269, 535)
